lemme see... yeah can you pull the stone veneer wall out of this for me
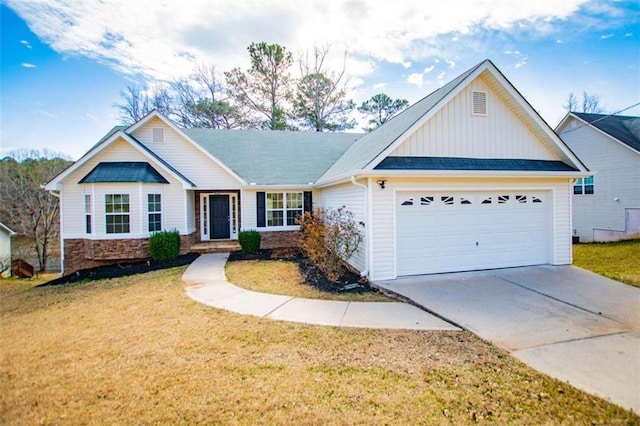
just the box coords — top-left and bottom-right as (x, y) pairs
(260, 231), (299, 249)
(63, 232), (197, 275)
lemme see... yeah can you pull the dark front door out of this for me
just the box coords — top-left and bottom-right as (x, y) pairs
(210, 195), (230, 239)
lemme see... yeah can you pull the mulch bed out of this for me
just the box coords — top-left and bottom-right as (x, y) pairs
(40, 253), (200, 286)
(228, 247), (375, 294)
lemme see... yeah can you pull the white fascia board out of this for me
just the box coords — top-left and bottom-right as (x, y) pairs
(126, 110), (248, 185)
(358, 169), (591, 179)
(363, 63), (490, 172)
(44, 130), (128, 191)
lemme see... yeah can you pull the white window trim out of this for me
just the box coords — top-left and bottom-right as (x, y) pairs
(265, 192), (304, 229)
(573, 175), (595, 195)
(105, 193), (131, 234)
(147, 193), (163, 233)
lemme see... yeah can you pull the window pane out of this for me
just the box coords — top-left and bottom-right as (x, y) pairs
(149, 213), (161, 232)
(267, 193), (283, 209)
(286, 192), (303, 209)
(574, 186), (583, 195)
(287, 209), (302, 226)
(148, 194), (161, 212)
(86, 215), (92, 234)
(585, 185), (594, 195)
(267, 210), (283, 227)
(106, 214), (130, 234)
(585, 176), (594, 185)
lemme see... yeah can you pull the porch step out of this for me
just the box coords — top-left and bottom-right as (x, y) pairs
(190, 240), (241, 254)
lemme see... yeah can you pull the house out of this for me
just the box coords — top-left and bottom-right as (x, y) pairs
(556, 113), (640, 242)
(0, 222), (16, 277)
(45, 59), (587, 280)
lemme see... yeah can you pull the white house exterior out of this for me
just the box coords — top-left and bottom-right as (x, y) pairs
(556, 113), (640, 242)
(46, 60), (587, 279)
(0, 222), (16, 277)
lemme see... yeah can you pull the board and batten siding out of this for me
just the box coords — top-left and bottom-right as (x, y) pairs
(59, 138), (188, 239)
(316, 182), (366, 273)
(131, 117), (242, 189)
(368, 177), (573, 280)
(391, 76), (557, 161)
(559, 117), (640, 242)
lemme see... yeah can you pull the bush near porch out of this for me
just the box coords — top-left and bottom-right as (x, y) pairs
(573, 239), (640, 287)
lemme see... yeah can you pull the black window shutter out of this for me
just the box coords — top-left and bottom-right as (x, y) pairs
(256, 192), (266, 228)
(303, 191), (313, 215)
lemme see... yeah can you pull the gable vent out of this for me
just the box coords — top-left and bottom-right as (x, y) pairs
(152, 127), (165, 143)
(471, 90), (488, 116)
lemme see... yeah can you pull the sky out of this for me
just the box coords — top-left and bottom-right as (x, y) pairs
(1, 0), (639, 160)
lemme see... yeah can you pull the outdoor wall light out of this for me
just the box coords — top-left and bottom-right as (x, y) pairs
(376, 179), (386, 189)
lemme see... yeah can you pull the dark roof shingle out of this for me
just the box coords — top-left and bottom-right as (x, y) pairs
(375, 156), (578, 172)
(79, 162), (169, 184)
(573, 112), (640, 152)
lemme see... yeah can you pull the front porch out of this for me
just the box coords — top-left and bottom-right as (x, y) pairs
(190, 240), (241, 254)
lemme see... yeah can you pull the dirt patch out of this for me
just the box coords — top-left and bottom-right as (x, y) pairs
(228, 248), (372, 294)
(40, 253), (200, 286)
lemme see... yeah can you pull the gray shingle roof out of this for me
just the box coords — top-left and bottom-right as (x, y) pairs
(79, 162), (169, 184)
(316, 60), (487, 184)
(375, 156), (578, 172)
(573, 113), (640, 152)
(182, 129), (361, 185)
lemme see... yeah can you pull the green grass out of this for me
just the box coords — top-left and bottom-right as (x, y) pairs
(1, 267), (636, 424)
(226, 259), (395, 302)
(573, 239), (640, 287)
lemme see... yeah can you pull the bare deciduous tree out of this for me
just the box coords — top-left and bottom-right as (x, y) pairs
(0, 149), (72, 272)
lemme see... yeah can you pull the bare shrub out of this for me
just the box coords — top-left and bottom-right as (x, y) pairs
(296, 207), (363, 282)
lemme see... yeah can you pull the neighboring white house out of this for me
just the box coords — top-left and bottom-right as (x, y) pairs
(45, 59), (587, 280)
(0, 222), (16, 277)
(556, 112), (640, 242)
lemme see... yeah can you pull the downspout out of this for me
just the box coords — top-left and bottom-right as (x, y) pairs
(350, 176), (369, 277)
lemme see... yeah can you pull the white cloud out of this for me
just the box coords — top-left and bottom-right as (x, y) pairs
(20, 39), (32, 49)
(406, 72), (424, 88)
(423, 65), (435, 73)
(624, 32), (633, 37)
(445, 59), (456, 68)
(6, 0), (594, 83)
(21, 63), (36, 68)
(514, 56), (528, 69)
(600, 33), (614, 39)
(373, 82), (387, 90)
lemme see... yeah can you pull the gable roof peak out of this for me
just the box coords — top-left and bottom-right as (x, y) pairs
(569, 112), (640, 152)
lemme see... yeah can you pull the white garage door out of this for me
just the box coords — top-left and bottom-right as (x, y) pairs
(396, 191), (551, 276)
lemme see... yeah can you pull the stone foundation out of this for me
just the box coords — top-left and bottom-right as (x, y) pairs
(259, 231), (299, 249)
(63, 232), (197, 275)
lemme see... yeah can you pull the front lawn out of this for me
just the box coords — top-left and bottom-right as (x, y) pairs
(573, 239), (640, 287)
(1, 267), (636, 424)
(226, 260), (394, 302)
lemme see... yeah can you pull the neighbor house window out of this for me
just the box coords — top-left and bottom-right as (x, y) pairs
(84, 194), (92, 234)
(266, 192), (303, 227)
(105, 194), (130, 234)
(574, 176), (594, 195)
(148, 194), (162, 232)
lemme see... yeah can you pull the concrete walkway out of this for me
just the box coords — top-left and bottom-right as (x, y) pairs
(376, 265), (640, 413)
(182, 253), (459, 331)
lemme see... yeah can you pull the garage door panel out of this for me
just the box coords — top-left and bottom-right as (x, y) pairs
(396, 191), (551, 276)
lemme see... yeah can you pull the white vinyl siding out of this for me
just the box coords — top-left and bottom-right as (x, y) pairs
(559, 117), (640, 242)
(366, 177), (572, 280)
(391, 76), (557, 160)
(58, 138), (189, 239)
(316, 182), (366, 273)
(131, 118), (241, 189)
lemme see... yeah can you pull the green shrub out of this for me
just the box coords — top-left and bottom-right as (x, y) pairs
(148, 230), (181, 263)
(238, 230), (261, 254)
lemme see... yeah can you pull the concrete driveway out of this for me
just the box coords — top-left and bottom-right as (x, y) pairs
(375, 265), (640, 412)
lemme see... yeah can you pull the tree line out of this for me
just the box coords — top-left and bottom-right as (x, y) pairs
(0, 150), (72, 272)
(115, 42), (410, 132)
